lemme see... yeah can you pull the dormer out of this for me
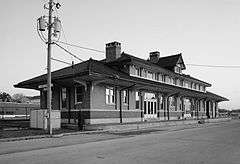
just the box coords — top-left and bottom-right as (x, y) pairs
(157, 53), (186, 74)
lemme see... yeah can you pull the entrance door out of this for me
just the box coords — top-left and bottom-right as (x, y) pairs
(206, 101), (210, 118)
(144, 93), (157, 119)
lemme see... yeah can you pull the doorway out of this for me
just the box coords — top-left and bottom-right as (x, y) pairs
(144, 93), (157, 119)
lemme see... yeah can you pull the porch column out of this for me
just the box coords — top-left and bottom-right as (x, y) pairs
(212, 100), (216, 118)
(197, 99), (200, 119)
(191, 98), (195, 119)
(208, 100), (213, 118)
(176, 95), (181, 119)
(181, 97), (186, 119)
(204, 100), (207, 117)
(140, 91), (145, 122)
(215, 102), (218, 117)
(208, 100), (212, 119)
(181, 97), (184, 119)
(162, 94), (169, 120)
(156, 93), (160, 118)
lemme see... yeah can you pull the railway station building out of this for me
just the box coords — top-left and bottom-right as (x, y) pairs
(15, 41), (228, 128)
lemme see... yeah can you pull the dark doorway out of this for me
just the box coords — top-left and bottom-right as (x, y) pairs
(206, 101), (210, 118)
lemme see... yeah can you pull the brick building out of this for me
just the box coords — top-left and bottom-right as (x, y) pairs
(14, 41), (228, 128)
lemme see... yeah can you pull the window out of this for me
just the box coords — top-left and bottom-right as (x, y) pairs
(159, 74), (163, 82)
(169, 96), (176, 110)
(75, 86), (84, 103)
(165, 76), (170, 83)
(147, 71), (154, 79)
(61, 88), (67, 109)
(130, 65), (136, 75)
(123, 90), (128, 104)
(202, 86), (206, 92)
(176, 79), (180, 86)
(200, 85), (204, 92)
(192, 82), (195, 89)
(170, 77), (174, 85)
(194, 83), (197, 89)
(136, 67), (141, 77)
(180, 79), (183, 86)
(159, 96), (163, 110)
(143, 69), (148, 78)
(187, 82), (191, 88)
(196, 84), (199, 90)
(154, 73), (159, 81)
(173, 78), (177, 85)
(197, 84), (200, 90)
(135, 91), (140, 109)
(166, 76), (174, 84)
(174, 66), (181, 74)
(184, 81), (191, 88)
(190, 82), (194, 89)
(106, 87), (115, 104)
(162, 75), (166, 82)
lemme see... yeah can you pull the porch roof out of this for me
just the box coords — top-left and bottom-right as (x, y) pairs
(14, 58), (130, 89)
(14, 58), (228, 102)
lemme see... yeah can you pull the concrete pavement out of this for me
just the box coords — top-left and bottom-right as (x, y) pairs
(0, 120), (239, 164)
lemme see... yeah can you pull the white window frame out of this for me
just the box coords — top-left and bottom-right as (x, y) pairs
(61, 87), (67, 109)
(106, 87), (115, 105)
(75, 86), (84, 104)
(135, 91), (140, 109)
(136, 67), (141, 77)
(123, 90), (128, 105)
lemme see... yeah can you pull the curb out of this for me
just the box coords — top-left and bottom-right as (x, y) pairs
(0, 118), (232, 142)
(0, 130), (109, 143)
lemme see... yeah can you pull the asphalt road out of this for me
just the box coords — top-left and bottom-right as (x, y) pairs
(0, 120), (240, 164)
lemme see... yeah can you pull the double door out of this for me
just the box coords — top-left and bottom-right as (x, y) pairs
(144, 93), (157, 119)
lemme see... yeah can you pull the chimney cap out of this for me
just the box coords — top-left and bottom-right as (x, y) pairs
(106, 41), (121, 47)
(149, 51), (160, 56)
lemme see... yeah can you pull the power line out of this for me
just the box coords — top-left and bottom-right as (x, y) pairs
(53, 42), (84, 61)
(56, 40), (105, 53)
(186, 64), (240, 68)
(51, 57), (72, 65)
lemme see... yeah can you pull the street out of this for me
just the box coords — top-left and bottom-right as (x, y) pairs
(0, 120), (240, 164)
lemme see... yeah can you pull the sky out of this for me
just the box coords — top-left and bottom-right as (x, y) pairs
(0, 0), (240, 110)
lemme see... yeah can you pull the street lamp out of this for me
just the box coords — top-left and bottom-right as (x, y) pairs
(37, 0), (62, 135)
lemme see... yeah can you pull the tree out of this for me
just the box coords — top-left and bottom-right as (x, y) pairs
(12, 93), (29, 103)
(0, 92), (12, 102)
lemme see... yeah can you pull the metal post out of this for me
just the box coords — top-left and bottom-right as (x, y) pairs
(47, 0), (53, 135)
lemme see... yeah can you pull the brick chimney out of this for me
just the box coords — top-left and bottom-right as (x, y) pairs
(149, 51), (160, 63)
(106, 41), (121, 62)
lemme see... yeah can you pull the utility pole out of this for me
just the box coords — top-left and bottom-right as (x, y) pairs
(37, 0), (61, 135)
(47, 0), (53, 135)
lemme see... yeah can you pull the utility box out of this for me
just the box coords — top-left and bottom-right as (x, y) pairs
(30, 109), (61, 130)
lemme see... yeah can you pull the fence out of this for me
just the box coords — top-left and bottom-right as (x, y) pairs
(0, 102), (39, 120)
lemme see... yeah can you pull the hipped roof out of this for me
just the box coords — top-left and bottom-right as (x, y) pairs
(15, 58), (227, 102)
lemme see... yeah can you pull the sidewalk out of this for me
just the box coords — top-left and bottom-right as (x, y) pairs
(0, 117), (231, 142)
(0, 118), (234, 156)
